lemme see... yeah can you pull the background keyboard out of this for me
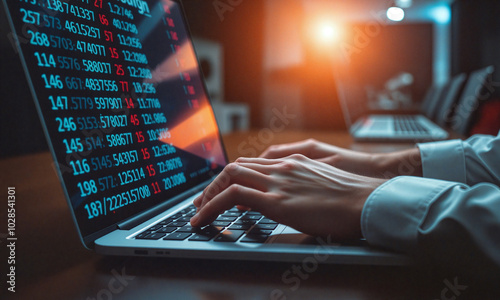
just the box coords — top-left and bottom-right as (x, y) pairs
(393, 116), (429, 134)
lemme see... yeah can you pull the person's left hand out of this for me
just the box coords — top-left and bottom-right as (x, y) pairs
(190, 154), (387, 239)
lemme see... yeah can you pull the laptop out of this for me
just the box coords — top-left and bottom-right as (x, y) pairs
(336, 71), (450, 142)
(3, 0), (409, 265)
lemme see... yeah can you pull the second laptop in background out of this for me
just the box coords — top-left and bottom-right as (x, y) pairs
(337, 66), (494, 142)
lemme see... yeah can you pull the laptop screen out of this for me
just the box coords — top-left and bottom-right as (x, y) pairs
(334, 69), (370, 128)
(3, 0), (227, 239)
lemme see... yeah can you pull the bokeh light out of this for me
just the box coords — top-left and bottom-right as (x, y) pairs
(387, 7), (405, 22)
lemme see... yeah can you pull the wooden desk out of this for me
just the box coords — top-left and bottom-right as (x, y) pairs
(0, 130), (485, 300)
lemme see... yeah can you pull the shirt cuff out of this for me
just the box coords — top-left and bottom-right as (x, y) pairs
(417, 139), (466, 183)
(361, 176), (457, 253)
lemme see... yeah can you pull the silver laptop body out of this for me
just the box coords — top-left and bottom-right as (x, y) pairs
(336, 72), (452, 142)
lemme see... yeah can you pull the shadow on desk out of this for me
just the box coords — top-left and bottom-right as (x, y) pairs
(7, 253), (500, 300)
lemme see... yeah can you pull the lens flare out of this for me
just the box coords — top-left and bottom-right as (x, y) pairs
(320, 24), (338, 41)
(313, 20), (342, 47)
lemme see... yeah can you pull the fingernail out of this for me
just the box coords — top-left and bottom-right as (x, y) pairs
(190, 213), (199, 225)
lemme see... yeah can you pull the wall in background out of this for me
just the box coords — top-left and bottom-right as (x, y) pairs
(452, 0), (500, 86)
(183, 0), (265, 128)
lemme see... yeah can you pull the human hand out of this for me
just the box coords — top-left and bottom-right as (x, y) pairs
(190, 154), (387, 239)
(260, 139), (422, 178)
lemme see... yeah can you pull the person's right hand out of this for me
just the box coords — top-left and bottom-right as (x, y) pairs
(191, 155), (386, 239)
(259, 139), (422, 178)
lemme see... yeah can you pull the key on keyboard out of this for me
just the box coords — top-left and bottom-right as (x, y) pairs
(135, 205), (278, 243)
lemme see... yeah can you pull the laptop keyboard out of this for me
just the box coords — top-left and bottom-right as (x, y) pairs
(393, 116), (429, 134)
(134, 205), (278, 243)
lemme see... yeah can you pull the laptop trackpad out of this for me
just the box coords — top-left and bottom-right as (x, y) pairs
(271, 227), (337, 245)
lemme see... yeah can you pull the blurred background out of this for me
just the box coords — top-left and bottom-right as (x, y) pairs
(1, 0), (500, 157)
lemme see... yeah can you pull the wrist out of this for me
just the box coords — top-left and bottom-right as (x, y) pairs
(373, 148), (422, 178)
(353, 177), (387, 238)
(371, 153), (397, 178)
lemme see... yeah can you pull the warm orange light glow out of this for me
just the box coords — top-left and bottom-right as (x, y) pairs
(162, 101), (226, 166)
(163, 103), (217, 148)
(319, 22), (340, 43)
(309, 19), (343, 49)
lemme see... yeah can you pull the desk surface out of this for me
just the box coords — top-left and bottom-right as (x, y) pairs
(0, 130), (487, 299)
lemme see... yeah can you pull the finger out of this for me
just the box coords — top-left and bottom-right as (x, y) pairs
(193, 193), (204, 208)
(193, 161), (273, 208)
(198, 164), (270, 211)
(238, 155), (315, 174)
(191, 185), (271, 227)
(236, 205), (250, 211)
(259, 140), (315, 159)
(235, 157), (283, 165)
(234, 162), (277, 175)
(316, 155), (337, 165)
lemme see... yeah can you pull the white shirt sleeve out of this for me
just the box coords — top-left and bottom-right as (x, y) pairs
(361, 177), (500, 270)
(417, 132), (500, 185)
(361, 132), (500, 273)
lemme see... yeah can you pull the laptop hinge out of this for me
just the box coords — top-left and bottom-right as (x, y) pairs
(116, 181), (208, 230)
